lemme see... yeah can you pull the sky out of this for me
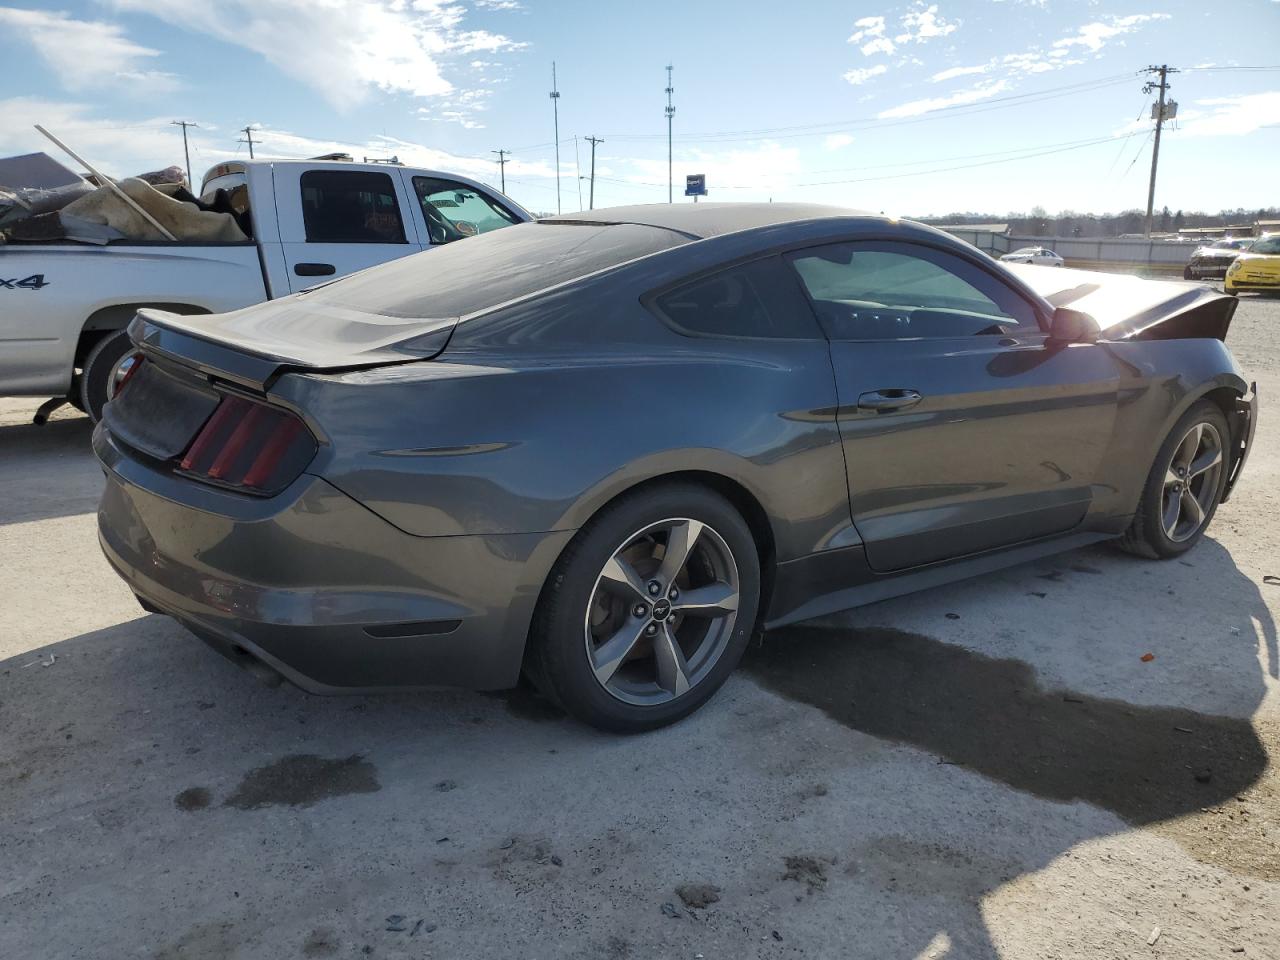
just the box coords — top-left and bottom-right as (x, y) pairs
(0, 0), (1277, 218)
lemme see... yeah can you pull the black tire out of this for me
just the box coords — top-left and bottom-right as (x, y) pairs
(527, 482), (761, 733)
(1183, 266), (1194, 280)
(1116, 399), (1230, 560)
(79, 330), (133, 423)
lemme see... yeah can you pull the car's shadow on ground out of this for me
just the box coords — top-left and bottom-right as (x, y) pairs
(0, 414), (99, 527)
(2, 533), (1275, 957)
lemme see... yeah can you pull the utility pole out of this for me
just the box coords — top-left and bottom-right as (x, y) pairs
(585, 136), (603, 209)
(238, 126), (256, 159)
(491, 149), (510, 193)
(1143, 64), (1177, 238)
(549, 62), (561, 215)
(664, 64), (675, 203)
(171, 120), (197, 186)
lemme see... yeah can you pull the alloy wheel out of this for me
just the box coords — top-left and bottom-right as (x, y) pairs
(1161, 421), (1224, 542)
(584, 518), (740, 706)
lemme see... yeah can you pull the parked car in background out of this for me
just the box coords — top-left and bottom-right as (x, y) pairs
(0, 157), (529, 420)
(1225, 234), (1280, 295)
(95, 203), (1255, 732)
(1184, 237), (1254, 281)
(1000, 246), (1065, 266)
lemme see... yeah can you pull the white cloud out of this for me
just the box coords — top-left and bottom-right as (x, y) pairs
(1180, 92), (1280, 137)
(848, 15), (887, 44)
(824, 133), (855, 150)
(931, 63), (990, 82)
(108, 0), (526, 111)
(1053, 13), (1170, 54)
(0, 7), (176, 91)
(843, 64), (889, 85)
(0, 96), (546, 189)
(894, 4), (959, 43)
(878, 79), (1011, 119)
(849, 4), (959, 59)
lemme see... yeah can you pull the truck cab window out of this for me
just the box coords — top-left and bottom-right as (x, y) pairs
(300, 170), (406, 244)
(412, 177), (520, 244)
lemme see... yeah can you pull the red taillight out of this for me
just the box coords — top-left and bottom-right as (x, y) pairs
(177, 395), (316, 495)
(111, 352), (145, 398)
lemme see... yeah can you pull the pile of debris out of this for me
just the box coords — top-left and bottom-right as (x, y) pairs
(1, 145), (248, 246)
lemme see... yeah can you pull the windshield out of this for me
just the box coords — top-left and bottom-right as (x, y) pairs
(304, 221), (690, 318)
(1250, 236), (1280, 255)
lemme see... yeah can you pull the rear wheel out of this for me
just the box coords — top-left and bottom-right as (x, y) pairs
(1116, 400), (1230, 559)
(528, 483), (760, 732)
(1183, 266), (1194, 280)
(79, 330), (134, 423)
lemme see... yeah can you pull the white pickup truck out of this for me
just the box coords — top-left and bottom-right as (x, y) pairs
(0, 156), (531, 420)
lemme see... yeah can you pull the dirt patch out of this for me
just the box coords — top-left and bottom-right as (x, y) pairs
(745, 626), (1273, 876)
(675, 882), (721, 908)
(173, 786), (211, 812)
(782, 854), (835, 894)
(224, 754), (380, 810)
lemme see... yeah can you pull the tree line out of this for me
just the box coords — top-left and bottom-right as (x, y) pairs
(921, 206), (1279, 238)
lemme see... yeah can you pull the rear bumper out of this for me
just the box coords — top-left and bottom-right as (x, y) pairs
(1187, 261), (1230, 279)
(1223, 384), (1257, 503)
(94, 424), (573, 692)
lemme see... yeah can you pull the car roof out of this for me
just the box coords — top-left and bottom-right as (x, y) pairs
(541, 202), (878, 240)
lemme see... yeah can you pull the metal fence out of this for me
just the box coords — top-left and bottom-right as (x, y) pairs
(945, 230), (1193, 271)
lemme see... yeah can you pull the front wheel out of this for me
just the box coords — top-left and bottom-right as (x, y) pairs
(79, 330), (135, 423)
(1116, 400), (1230, 559)
(527, 483), (761, 732)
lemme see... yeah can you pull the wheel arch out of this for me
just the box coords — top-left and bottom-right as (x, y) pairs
(75, 302), (211, 369)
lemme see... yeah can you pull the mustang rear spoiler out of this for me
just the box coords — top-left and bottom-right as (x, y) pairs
(130, 300), (457, 391)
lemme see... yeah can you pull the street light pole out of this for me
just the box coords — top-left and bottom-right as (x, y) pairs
(550, 62), (562, 215)
(664, 64), (675, 204)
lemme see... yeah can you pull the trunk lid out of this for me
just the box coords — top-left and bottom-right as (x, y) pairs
(131, 297), (456, 391)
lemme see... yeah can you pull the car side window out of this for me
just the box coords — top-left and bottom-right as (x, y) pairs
(300, 170), (407, 244)
(412, 176), (520, 245)
(652, 257), (824, 340)
(787, 241), (1038, 341)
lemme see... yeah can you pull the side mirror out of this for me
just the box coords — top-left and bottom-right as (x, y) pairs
(1048, 307), (1100, 343)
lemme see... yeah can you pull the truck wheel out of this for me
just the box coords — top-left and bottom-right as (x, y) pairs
(79, 330), (134, 423)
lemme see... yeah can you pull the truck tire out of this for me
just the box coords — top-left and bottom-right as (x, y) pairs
(79, 330), (133, 423)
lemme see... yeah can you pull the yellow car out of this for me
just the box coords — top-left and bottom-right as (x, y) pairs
(1225, 234), (1280, 294)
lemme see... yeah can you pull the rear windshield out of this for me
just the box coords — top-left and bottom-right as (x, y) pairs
(305, 221), (690, 318)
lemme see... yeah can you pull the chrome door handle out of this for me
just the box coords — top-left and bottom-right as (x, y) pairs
(857, 389), (923, 412)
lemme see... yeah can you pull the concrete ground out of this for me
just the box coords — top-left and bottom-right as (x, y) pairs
(2, 296), (1278, 960)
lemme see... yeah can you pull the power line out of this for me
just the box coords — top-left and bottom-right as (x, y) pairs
(605, 72), (1138, 144)
(592, 131), (1140, 192)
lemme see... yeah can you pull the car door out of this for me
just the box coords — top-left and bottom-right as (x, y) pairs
(274, 165), (419, 293)
(786, 239), (1120, 572)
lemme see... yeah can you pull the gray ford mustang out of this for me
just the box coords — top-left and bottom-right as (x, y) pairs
(95, 203), (1257, 731)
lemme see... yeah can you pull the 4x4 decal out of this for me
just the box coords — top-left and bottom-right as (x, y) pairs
(0, 274), (50, 290)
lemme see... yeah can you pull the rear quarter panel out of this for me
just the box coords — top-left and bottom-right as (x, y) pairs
(1091, 336), (1249, 519)
(275, 289), (849, 561)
